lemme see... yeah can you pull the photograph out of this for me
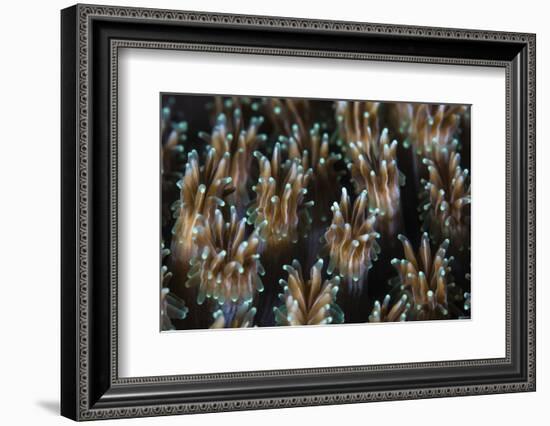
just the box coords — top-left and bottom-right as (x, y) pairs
(159, 94), (472, 330)
(54, 2), (536, 421)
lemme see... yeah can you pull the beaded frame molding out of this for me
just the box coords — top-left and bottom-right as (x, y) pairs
(61, 4), (536, 421)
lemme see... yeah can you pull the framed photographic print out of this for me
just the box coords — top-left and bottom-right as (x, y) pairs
(61, 4), (536, 421)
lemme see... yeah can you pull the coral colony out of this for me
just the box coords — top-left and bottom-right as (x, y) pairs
(160, 95), (471, 330)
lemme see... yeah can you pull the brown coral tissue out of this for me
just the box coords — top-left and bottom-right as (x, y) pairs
(160, 93), (471, 330)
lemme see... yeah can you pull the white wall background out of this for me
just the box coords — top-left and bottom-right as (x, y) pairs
(0, 0), (546, 424)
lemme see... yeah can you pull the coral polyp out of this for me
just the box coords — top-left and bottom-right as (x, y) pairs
(337, 101), (403, 235)
(160, 102), (187, 167)
(390, 233), (453, 320)
(247, 143), (313, 247)
(199, 110), (267, 213)
(160, 94), (471, 329)
(185, 206), (264, 307)
(368, 293), (410, 323)
(324, 187), (380, 292)
(160, 120), (187, 178)
(170, 149), (234, 281)
(336, 101), (380, 146)
(274, 259), (344, 326)
(160, 286), (188, 331)
(160, 244), (188, 330)
(160, 103), (189, 230)
(397, 103), (466, 157)
(282, 123), (341, 224)
(421, 150), (471, 250)
(210, 301), (257, 328)
(263, 98), (312, 140)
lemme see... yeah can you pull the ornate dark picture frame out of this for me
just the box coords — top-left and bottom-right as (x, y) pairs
(61, 4), (536, 421)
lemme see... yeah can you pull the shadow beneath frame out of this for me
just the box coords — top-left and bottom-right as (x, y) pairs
(36, 400), (59, 415)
